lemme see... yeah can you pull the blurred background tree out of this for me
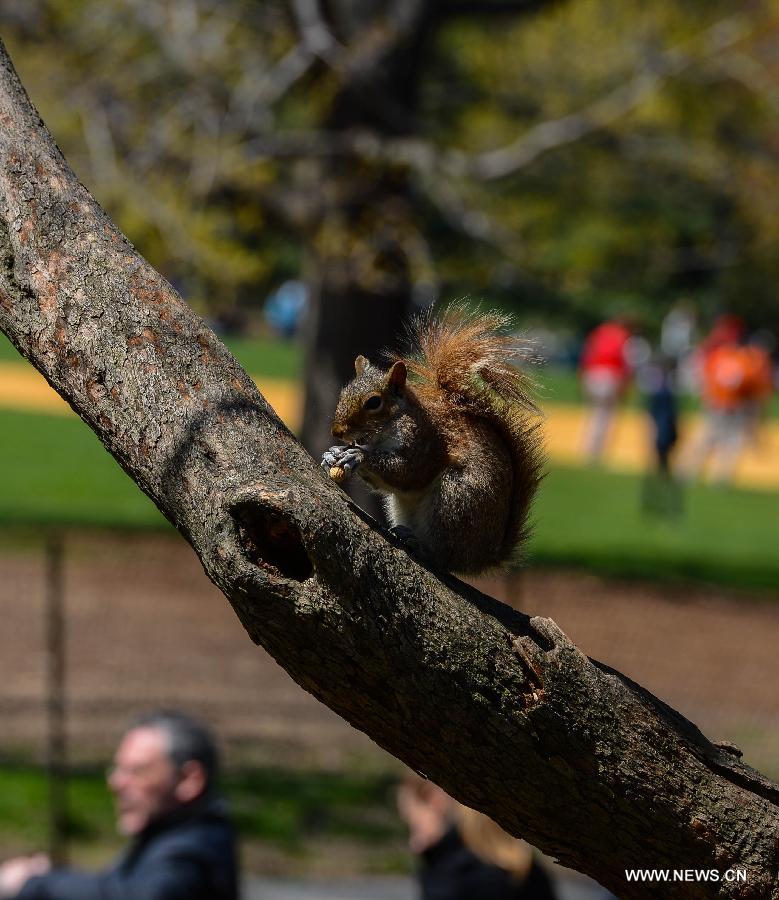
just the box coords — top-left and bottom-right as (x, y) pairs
(3, 0), (779, 459)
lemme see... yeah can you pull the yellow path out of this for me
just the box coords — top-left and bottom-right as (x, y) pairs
(2, 361), (778, 489)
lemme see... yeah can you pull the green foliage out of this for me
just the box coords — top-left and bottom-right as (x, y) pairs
(427, 1), (779, 333)
(4, 1), (779, 334)
(2, 0), (299, 314)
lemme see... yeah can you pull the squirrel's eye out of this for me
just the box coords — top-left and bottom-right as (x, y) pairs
(364, 395), (383, 411)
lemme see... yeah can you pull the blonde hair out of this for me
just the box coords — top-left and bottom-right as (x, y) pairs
(455, 804), (533, 881)
(399, 773), (534, 881)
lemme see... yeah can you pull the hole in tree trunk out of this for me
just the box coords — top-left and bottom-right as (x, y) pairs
(232, 502), (313, 583)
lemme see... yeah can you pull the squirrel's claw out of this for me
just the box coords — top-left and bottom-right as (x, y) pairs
(320, 447), (341, 469)
(321, 445), (364, 479)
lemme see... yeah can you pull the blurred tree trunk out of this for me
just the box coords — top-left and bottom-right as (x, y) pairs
(298, 2), (434, 518)
(302, 270), (413, 517)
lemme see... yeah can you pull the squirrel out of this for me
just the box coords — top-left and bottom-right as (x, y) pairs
(321, 305), (542, 575)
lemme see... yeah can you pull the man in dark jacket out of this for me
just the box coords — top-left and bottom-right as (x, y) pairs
(0, 711), (238, 900)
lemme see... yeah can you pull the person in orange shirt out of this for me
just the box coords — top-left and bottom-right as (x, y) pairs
(682, 330), (774, 484)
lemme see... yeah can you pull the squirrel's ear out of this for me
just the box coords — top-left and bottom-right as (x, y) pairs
(386, 360), (407, 392)
(354, 355), (369, 376)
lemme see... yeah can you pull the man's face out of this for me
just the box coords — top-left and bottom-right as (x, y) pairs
(107, 726), (179, 836)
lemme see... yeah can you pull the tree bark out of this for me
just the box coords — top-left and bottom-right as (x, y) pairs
(1, 39), (778, 900)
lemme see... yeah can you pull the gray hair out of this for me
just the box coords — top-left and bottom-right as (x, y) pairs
(130, 710), (220, 790)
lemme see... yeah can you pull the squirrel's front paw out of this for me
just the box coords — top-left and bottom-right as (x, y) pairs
(321, 446), (364, 483)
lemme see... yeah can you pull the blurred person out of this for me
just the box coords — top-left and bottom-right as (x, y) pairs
(697, 313), (744, 358)
(578, 317), (633, 462)
(640, 354), (680, 477)
(660, 300), (696, 364)
(0, 711), (238, 900)
(263, 279), (308, 339)
(397, 773), (557, 900)
(680, 331), (760, 485)
(684, 312), (745, 402)
(741, 330), (775, 445)
(660, 300), (697, 394)
(638, 354), (683, 517)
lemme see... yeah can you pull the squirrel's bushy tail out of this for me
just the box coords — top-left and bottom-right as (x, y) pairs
(403, 304), (543, 564)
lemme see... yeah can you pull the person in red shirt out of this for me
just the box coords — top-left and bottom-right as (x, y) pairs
(579, 319), (633, 461)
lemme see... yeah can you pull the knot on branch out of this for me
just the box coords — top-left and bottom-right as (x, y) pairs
(713, 740), (743, 758)
(509, 636), (545, 709)
(230, 492), (313, 583)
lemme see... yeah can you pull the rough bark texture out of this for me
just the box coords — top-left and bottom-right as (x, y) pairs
(1, 40), (778, 899)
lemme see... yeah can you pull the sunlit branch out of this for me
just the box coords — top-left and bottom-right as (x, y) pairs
(468, 14), (753, 180)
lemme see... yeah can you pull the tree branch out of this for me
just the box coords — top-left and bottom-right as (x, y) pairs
(468, 14), (753, 180)
(244, 14), (755, 184)
(1, 38), (778, 899)
(443, 1), (561, 17)
(289, 0), (343, 63)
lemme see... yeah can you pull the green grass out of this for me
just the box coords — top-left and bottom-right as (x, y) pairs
(0, 330), (302, 380)
(5, 328), (776, 414)
(530, 465), (779, 591)
(0, 766), (117, 852)
(2, 406), (779, 589)
(0, 409), (166, 529)
(0, 764), (404, 864)
(0, 328), (298, 527)
(531, 365), (583, 406)
(1, 380), (778, 590)
(222, 335), (302, 380)
(0, 331), (22, 362)
(227, 768), (401, 852)
(0, 328), (298, 528)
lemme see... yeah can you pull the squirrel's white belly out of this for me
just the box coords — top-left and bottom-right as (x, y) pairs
(385, 479), (441, 546)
